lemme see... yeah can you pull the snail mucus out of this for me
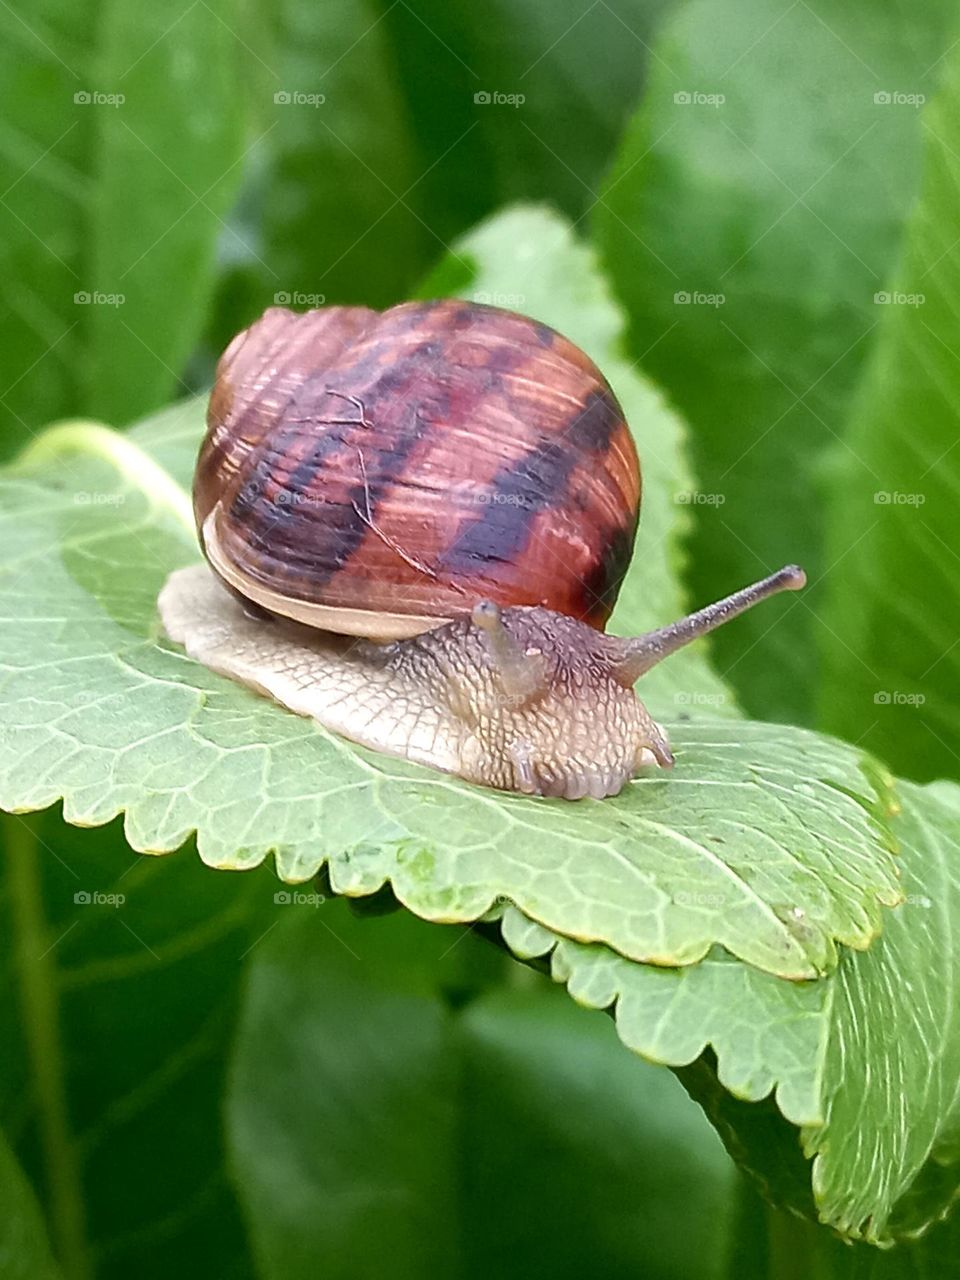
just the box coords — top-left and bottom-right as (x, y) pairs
(159, 300), (804, 800)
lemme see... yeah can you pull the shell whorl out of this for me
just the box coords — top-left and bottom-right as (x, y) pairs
(195, 300), (641, 639)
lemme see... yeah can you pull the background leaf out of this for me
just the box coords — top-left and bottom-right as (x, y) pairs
(227, 900), (736, 1280)
(83, 0), (250, 425)
(0, 1120), (63, 1280)
(595, 0), (956, 725)
(818, 38), (960, 783)
(255, 0), (425, 311)
(490, 778), (960, 1243)
(213, 0), (675, 341)
(0, 812), (272, 1280)
(373, 0), (673, 239)
(0, 0), (252, 450)
(0, 0), (90, 454)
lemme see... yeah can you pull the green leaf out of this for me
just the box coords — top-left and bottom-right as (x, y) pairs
(373, 0), (672, 241)
(0, 0), (251, 445)
(83, 0), (249, 425)
(258, 0), (426, 309)
(227, 901), (736, 1280)
(0, 1121), (62, 1280)
(0, 810), (269, 1280)
(0, 209), (902, 981)
(494, 778), (960, 1244)
(0, 0), (89, 453)
(595, 0), (956, 725)
(818, 40), (960, 783)
(250, 1), (674, 317)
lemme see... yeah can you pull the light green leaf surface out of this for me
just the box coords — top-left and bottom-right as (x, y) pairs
(0, 210), (901, 980)
(595, 0), (955, 725)
(227, 902), (736, 1280)
(819, 41), (960, 784)
(0, 416), (899, 979)
(493, 779), (960, 1244)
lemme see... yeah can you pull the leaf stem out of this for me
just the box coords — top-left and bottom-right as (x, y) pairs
(15, 419), (194, 536)
(6, 813), (92, 1280)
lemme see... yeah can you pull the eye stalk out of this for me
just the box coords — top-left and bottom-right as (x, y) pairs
(471, 599), (548, 701)
(607, 565), (807, 687)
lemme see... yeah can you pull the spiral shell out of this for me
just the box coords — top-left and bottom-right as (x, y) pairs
(196, 300), (640, 639)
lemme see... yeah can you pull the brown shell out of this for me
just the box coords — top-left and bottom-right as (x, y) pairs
(195, 300), (641, 639)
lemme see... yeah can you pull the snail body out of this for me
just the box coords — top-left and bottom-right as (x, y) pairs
(159, 300), (804, 799)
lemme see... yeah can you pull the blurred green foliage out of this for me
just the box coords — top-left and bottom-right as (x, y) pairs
(3, 0), (960, 1277)
(0, 0), (670, 448)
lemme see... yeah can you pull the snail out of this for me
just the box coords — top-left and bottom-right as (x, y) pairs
(158, 300), (804, 800)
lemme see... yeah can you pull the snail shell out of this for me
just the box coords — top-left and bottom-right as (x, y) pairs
(195, 300), (640, 639)
(159, 300), (805, 799)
